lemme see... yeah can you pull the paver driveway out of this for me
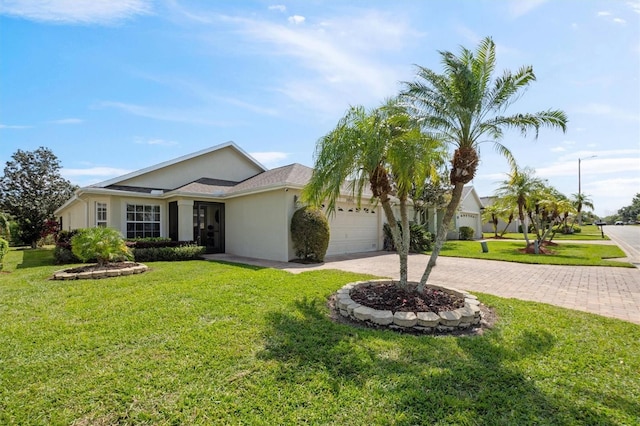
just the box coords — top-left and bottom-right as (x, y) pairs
(206, 251), (640, 324)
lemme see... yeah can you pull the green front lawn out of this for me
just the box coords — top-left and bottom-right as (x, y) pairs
(437, 240), (632, 267)
(483, 224), (610, 241)
(1, 248), (639, 425)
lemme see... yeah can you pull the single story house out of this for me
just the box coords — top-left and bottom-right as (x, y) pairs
(55, 142), (484, 262)
(419, 186), (484, 240)
(55, 142), (384, 262)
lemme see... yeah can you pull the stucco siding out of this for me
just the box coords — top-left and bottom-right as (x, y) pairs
(117, 146), (263, 189)
(225, 190), (290, 262)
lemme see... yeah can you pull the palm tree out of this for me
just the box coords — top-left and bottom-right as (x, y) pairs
(496, 167), (545, 247)
(401, 37), (568, 290)
(570, 193), (594, 228)
(303, 100), (446, 287)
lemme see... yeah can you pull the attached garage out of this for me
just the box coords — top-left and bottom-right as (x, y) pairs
(326, 203), (382, 256)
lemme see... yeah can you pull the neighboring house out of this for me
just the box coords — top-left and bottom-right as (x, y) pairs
(418, 186), (484, 240)
(55, 142), (383, 262)
(479, 196), (520, 234)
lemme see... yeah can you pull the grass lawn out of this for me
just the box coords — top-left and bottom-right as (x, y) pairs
(483, 224), (609, 241)
(1, 248), (639, 425)
(437, 240), (632, 267)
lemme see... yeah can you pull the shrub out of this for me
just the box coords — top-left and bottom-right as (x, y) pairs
(132, 245), (205, 262)
(290, 206), (330, 262)
(458, 226), (475, 241)
(0, 238), (8, 271)
(53, 246), (82, 264)
(126, 238), (193, 249)
(552, 224), (582, 234)
(71, 227), (133, 266)
(383, 222), (432, 253)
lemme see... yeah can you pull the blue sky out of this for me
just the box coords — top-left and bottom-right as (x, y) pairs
(1, 0), (638, 217)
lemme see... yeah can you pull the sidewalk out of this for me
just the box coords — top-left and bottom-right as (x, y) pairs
(205, 251), (640, 324)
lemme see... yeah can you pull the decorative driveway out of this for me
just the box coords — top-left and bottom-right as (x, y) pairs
(206, 251), (640, 324)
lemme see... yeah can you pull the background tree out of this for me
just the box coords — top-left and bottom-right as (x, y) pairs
(304, 100), (445, 287)
(0, 147), (77, 248)
(570, 192), (594, 228)
(401, 37), (568, 289)
(0, 211), (10, 242)
(617, 193), (640, 223)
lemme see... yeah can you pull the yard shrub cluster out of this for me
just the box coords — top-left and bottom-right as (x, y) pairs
(0, 237), (8, 270)
(383, 222), (432, 253)
(54, 230), (202, 264)
(71, 227), (132, 266)
(553, 224), (581, 234)
(290, 206), (330, 262)
(458, 226), (475, 241)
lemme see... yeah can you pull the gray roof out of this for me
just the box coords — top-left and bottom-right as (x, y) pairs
(231, 163), (313, 193)
(176, 178), (240, 195)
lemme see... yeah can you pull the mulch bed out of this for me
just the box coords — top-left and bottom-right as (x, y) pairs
(349, 282), (465, 313)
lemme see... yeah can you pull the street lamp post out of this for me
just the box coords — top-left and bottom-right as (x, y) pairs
(578, 155), (596, 225)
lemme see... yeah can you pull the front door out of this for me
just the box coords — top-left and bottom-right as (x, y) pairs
(193, 202), (225, 253)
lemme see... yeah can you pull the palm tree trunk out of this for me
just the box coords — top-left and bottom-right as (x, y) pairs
(519, 204), (531, 247)
(380, 198), (408, 287)
(418, 182), (465, 291)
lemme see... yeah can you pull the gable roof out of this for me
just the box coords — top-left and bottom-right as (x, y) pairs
(90, 141), (266, 188)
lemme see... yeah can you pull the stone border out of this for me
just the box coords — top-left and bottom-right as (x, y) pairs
(335, 279), (481, 333)
(52, 263), (148, 280)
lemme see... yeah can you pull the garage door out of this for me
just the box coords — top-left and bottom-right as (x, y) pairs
(326, 204), (381, 256)
(458, 212), (479, 238)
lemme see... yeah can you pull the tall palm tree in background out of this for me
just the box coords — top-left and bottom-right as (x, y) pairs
(570, 192), (595, 228)
(401, 37), (568, 290)
(303, 100), (446, 287)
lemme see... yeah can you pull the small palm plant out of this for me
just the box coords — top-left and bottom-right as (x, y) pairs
(71, 227), (132, 266)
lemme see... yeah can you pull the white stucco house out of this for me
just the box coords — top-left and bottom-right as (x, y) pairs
(55, 142), (485, 262)
(55, 142), (384, 262)
(419, 186), (484, 240)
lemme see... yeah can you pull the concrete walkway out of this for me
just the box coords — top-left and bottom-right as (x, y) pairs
(205, 251), (640, 324)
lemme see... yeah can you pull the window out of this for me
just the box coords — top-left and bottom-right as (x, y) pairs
(126, 204), (160, 238)
(96, 202), (107, 227)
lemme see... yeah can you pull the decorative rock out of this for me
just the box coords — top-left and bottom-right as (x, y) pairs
(417, 311), (441, 327)
(77, 271), (93, 280)
(334, 281), (483, 334)
(439, 310), (462, 326)
(55, 272), (76, 280)
(393, 311), (418, 327)
(106, 270), (121, 277)
(353, 306), (375, 321)
(370, 310), (394, 325)
(346, 302), (361, 316)
(457, 306), (476, 323)
(91, 270), (108, 279)
(465, 297), (480, 306)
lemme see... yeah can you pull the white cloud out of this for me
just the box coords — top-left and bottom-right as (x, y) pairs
(0, 0), (152, 24)
(613, 18), (627, 24)
(629, 1), (640, 14)
(249, 151), (289, 168)
(48, 118), (83, 124)
(268, 5), (286, 13)
(597, 11), (612, 16)
(536, 153), (640, 178)
(134, 137), (178, 146)
(288, 15), (305, 25)
(96, 101), (242, 126)
(550, 146), (566, 152)
(0, 123), (31, 129)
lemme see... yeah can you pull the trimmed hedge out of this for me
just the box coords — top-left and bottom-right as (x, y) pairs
(458, 226), (475, 241)
(131, 245), (205, 262)
(290, 206), (330, 262)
